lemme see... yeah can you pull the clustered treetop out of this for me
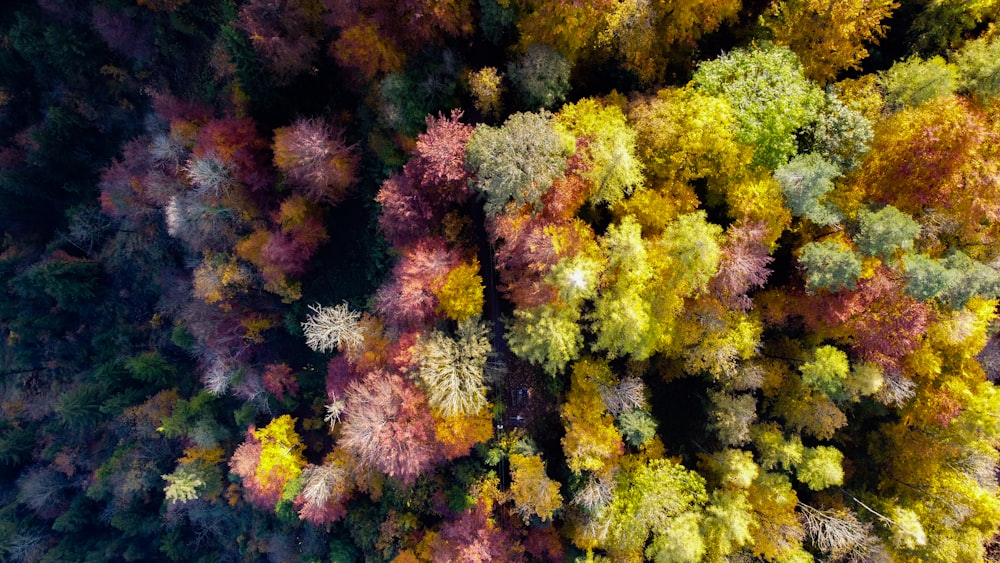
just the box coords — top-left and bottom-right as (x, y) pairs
(4, 0), (1000, 561)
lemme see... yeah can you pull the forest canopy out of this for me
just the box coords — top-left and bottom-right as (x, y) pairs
(3, 0), (1000, 562)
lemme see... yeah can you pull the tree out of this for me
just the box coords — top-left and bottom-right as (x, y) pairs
(294, 454), (354, 525)
(908, 0), (1000, 51)
(590, 216), (656, 359)
(465, 111), (572, 216)
(798, 503), (878, 560)
(506, 303), (583, 375)
(799, 345), (850, 399)
(707, 390), (757, 446)
(709, 219), (774, 311)
(508, 453), (563, 523)
(617, 409), (658, 447)
(811, 92), (874, 170)
(796, 446), (844, 490)
(415, 320), (492, 418)
(554, 97), (644, 206)
(701, 488), (756, 559)
(301, 302), (365, 354)
(774, 153), (843, 226)
(236, 0), (324, 84)
(374, 237), (461, 329)
(374, 110), (476, 244)
(252, 415), (307, 504)
(849, 95), (999, 239)
(325, 0), (473, 80)
(229, 416), (307, 509)
(272, 117), (359, 204)
(626, 86), (748, 187)
(752, 424), (804, 472)
(507, 44), (571, 110)
(162, 465), (206, 504)
(953, 35), (1000, 102)
(261, 363), (299, 401)
(430, 504), (526, 561)
(597, 0), (742, 83)
(468, 67), (505, 118)
(764, 0), (897, 83)
(880, 55), (959, 109)
(339, 370), (440, 483)
(605, 458), (708, 561)
(798, 239), (862, 292)
(433, 408), (494, 460)
(192, 118), (273, 194)
(854, 205), (919, 259)
(693, 45), (823, 169)
(561, 359), (624, 473)
(434, 261), (484, 322)
(512, 0), (611, 63)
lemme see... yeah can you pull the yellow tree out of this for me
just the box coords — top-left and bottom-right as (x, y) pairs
(599, 0), (742, 84)
(554, 97), (644, 206)
(508, 453), (563, 523)
(561, 359), (624, 474)
(765, 0), (898, 83)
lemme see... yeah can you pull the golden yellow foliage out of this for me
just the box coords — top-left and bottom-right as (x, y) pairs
(253, 415), (307, 495)
(434, 261), (485, 322)
(434, 409), (494, 460)
(561, 359), (624, 473)
(766, 0), (898, 83)
(509, 453), (563, 523)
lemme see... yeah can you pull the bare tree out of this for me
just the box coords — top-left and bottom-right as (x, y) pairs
(301, 303), (365, 354)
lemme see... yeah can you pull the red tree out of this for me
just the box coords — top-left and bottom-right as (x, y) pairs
(374, 237), (461, 330)
(376, 111), (474, 246)
(429, 503), (526, 562)
(802, 267), (932, 370)
(710, 218), (774, 311)
(194, 118), (273, 194)
(273, 117), (359, 204)
(339, 370), (442, 483)
(262, 363), (299, 401)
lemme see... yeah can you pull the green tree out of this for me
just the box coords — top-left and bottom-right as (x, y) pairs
(616, 409), (658, 447)
(162, 465), (206, 504)
(902, 253), (955, 301)
(701, 488), (756, 559)
(606, 458), (708, 561)
(798, 239), (862, 292)
(880, 55), (959, 109)
(854, 205), (920, 260)
(799, 345), (851, 399)
(811, 92), (873, 170)
(953, 35), (1000, 102)
(939, 251), (1000, 309)
(590, 216), (656, 359)
(506, 302), (583, 375)
(796, 446), (844, 490)
(774, 153), (843, 226)
(693, 45), (823, 169)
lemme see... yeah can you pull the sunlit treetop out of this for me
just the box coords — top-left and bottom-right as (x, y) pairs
(693, 44), (823, 169)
